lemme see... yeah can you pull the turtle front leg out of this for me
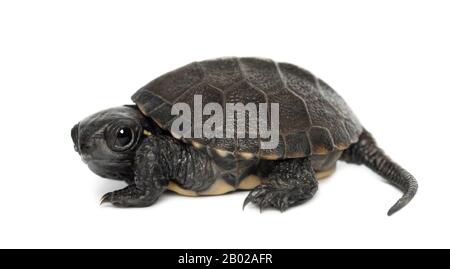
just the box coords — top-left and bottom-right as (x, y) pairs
(243, 157), (318, 212)
(100, 139), (169, 207)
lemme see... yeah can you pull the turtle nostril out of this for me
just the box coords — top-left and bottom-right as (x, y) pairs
(80, 143), (91, 152)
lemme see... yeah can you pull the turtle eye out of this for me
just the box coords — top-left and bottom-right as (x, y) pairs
(106, 120), (141, 152)
(115, 127), (133, 148)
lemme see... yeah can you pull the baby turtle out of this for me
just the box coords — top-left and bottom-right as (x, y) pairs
(71, 57), (417, 215)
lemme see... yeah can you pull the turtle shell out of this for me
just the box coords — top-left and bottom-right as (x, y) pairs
(132, 57), (362, 159)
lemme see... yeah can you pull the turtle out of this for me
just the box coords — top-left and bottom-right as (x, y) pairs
(71, 57), (418, 215)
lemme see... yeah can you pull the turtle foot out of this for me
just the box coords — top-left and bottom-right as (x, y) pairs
(243, 157), (318, 212)
(243, 182), (317, 212)
(100, 184), (160, 207)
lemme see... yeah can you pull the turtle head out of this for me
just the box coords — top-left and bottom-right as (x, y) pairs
(71, 105), (157, 181)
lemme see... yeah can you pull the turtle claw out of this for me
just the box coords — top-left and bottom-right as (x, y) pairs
(242, 194), (268, 212)
(243, 184), (290, 212)
(242, 195), (253, 210)
(100, 192), (113, 205)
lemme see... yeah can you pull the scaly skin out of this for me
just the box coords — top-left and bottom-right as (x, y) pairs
(243, 157), (318, 212)
(340, 129), (418, 215)
(101, 135), (216, 206)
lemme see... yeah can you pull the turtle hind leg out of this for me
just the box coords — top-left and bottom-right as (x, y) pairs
(243, 158), (318, 212)
(340, 129), (418, 216)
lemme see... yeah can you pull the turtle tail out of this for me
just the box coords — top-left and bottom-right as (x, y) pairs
(340, 129), (418, 216)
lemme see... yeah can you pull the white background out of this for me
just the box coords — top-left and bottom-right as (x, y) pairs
(0, 0), (449, 249)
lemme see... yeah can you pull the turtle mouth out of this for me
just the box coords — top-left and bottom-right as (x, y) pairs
(87, 159), (132, 165)
(87, 159), (133, 181)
